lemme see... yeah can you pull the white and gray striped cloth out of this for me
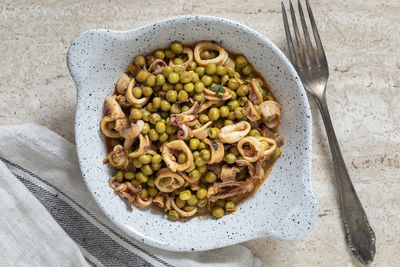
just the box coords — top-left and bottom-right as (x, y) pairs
(0, 123), (261, 267)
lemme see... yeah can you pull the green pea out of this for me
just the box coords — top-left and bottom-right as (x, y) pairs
(235, 55), (248, 68)
(208, 128), (220, 139)
(176, 90), (188, 102)
(175, 197), (186, 208)
(165, 50), (176, 59)
(107, 121), (115, 130)
(212, 206), (224, 218)
(179, 71), (192, 83)
(145, 75), (156, 87)
(200, 50), (211, 59)
(168, 72), (180, 84)
(134, 56), (145, 67)
(201, 75), (212, 86)
(149, 113), (161, 124)
(236, 85), (249, 96)
(162, 66), (173, 77)
(249, 129), (261, 137)
(232, 71), (241, 79)
(195, 67), (205, 77)
(180, 83), (193, 94)
(192, 82), (204, 94)
(220, 74), (230, 85)
(227, 100), (240, 111)
(204, 171), (217, 183)
(146, 103), (156, 112)
(168, 210), (179, 220)
(155, 74), (165, 86)
(166, 90), (177, 102)
(231, 91), (237, 100)
(130, 179), (141, 186)
(226, 195), (238, 203)
(173, 66), (184, 74)
(154, 121), (166, 134)
(115, 170), (124, 182)
(229, 147), (240, 156)
(170, 103), (181, 114)
(139, 155), (152, 164)
(132, 158), (143, 168)
(196, 188), (207, 199)
(205, 63), (217, 75)
(224, 120), (234, 126)
(135, 172), (148, 183)
(165, 125), (177, 135)
(175, 153), (186, 164)
(132, 87), (142, 98)
(181, 105), (190, 112)
(186, 194), (198, 206)
(189, 138), (200, 150)
(162, 83), (173, 92)
(179, 190), (191, 201)
(198, 114), (209, 124)
(189, 169), (201, 181)
(215, 65), (226, 76)
(191, 72), (200, 83)
(225, 66), (234, 75)
(226, 112), (235, 121)
(242, 65), (253, 76)
(198, 141), (206, 150)
(141, 86), (153, 97)
(192, 93), (203, 102)
(173, 83), (182, 91)
(170, 41), (183, 54)
(208, 107), (220, 121)
(224, 153), (236, 164)
(152, 161), (162, 170)
(136, 71), (148, 83)
(147, 187), (158, 197)
(159, 132), (169, 143)
(160, 100), (171, 111)
(173, 58), (184, 65)
(141, 164), (153, 176)
(213, 120), (224, 128)
(195, 156), (206, 167)
(219, 106), (229, 117)
(188, 61), (197, 71)
(212, 75), (220, 84)
(151, 154), (162, 164)
(110, 138), (121, 147)
(153, 49), (164, 59)
(234, 107), (245, 120)
(150, 97), (160, 109)
(200, 149), (211, 161)
(227, 78), (239, 90)
(142, 110), (151, 122)
(149, 129), (159, 141)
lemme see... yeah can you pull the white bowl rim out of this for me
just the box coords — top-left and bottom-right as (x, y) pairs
(68, 14), (317, 252)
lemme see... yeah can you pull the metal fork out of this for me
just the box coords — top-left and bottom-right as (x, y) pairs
(281, 0), (376, 264)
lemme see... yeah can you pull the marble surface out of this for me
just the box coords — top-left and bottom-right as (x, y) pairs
(0, 0), (399, 266)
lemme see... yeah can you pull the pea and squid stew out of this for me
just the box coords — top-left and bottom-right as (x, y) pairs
(101, 41), (284, 221)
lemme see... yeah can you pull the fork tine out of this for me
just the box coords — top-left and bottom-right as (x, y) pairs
(289, 0), (306, 68)
(297, 0), (316, 65)
(306, 0), (327, 64)
(281, 2), (299, 69)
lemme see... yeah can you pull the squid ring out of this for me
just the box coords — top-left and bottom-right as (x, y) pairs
(219, 121), (251, 144)
(100, 115), (120, 138)
(126, 80), (151, 106)
(115, 73), (131, 95)
(237, 136), (265, 162)
(155, 168), (185, 193)
(194, 41), (229, 66)
(160, 140), (193, 172)
(169, 47), (194, 69)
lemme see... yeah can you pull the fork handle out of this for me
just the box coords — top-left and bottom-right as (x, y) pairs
(315, 95), (376, 264)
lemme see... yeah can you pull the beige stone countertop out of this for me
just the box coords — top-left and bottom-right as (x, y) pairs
(1, 0), (399, 266)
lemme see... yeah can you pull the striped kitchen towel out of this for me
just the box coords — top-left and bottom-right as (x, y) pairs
(0, 123), (261, 267)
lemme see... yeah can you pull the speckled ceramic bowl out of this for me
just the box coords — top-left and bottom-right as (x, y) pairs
(67, 15), (317, 252)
